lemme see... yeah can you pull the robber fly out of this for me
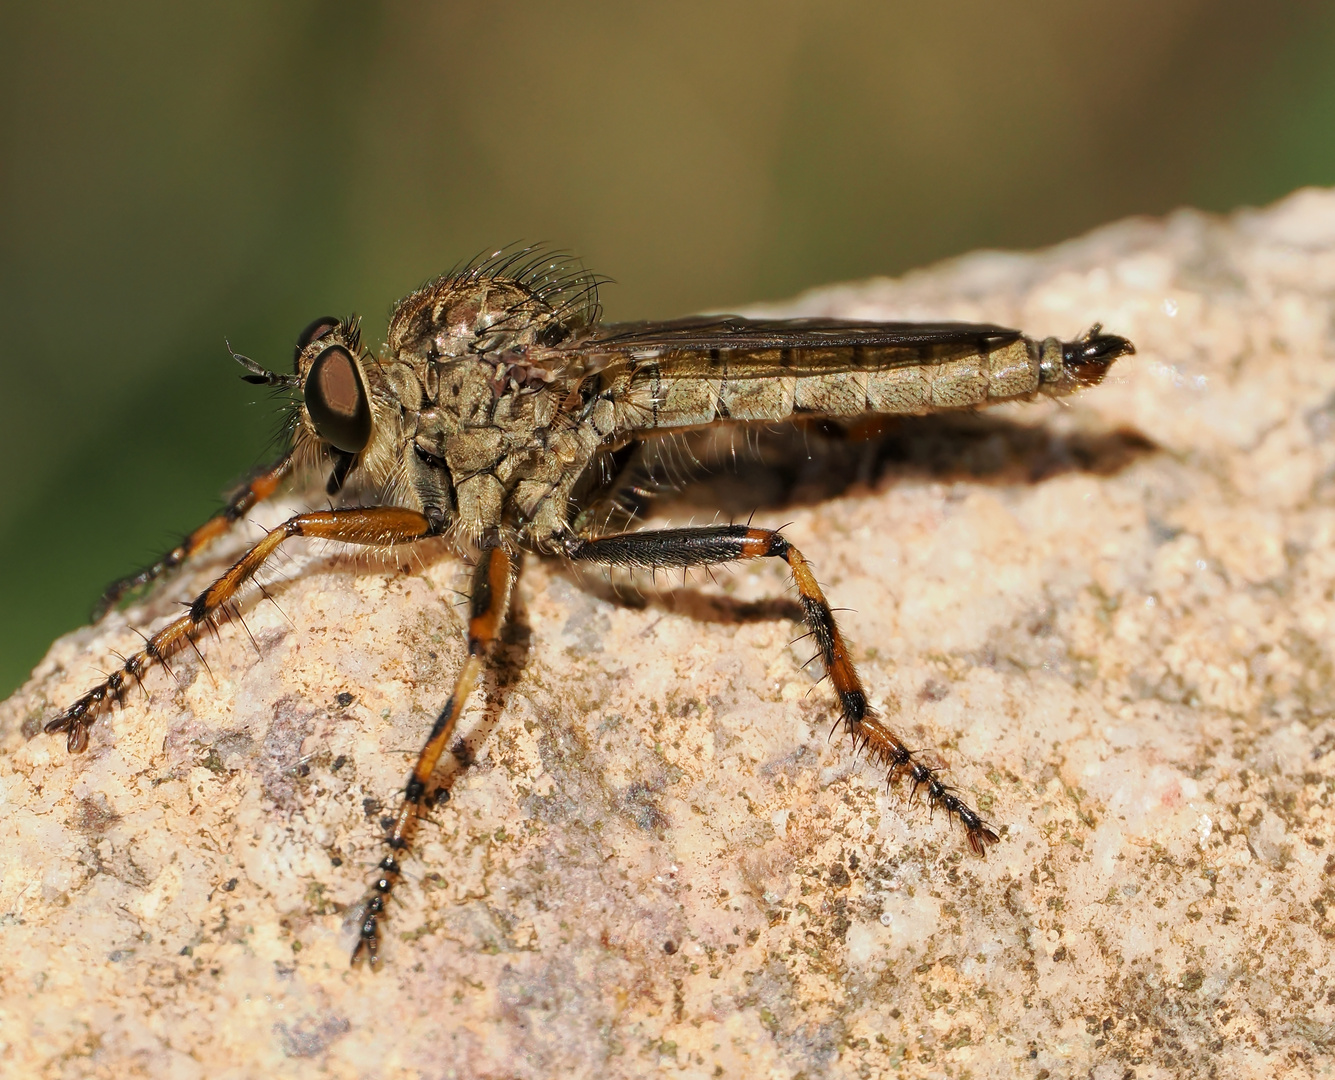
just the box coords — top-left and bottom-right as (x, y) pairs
(46, 249), (1133, 968)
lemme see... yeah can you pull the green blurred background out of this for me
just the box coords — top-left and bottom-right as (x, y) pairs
(4, 1), (1335, 698)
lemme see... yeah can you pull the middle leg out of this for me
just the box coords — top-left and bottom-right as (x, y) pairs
(350, 544), (515, 969)
(563, 524), (999, 855)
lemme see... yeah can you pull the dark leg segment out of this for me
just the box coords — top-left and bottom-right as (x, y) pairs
(48, 506), (436, 753)
(564, 524), (999, 855)
(93, 454), (297, 619)
(351, 546), (514, 969)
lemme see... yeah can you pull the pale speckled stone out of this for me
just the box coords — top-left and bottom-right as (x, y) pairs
(5, 190), (1335, 1078)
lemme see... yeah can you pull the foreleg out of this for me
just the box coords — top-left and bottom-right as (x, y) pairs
(48, 506), (436, 752)
(92, 453), (297, 619)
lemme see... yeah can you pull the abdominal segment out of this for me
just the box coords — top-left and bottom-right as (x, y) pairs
(609, 338), (1038, 433)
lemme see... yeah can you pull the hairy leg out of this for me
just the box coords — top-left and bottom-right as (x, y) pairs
(351, 545), (514, 969)
(564, 523), (999, 855)
(48, 506), (436, 752)
(92, 453), (297, 619)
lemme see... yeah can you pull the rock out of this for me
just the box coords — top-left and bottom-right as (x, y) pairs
(5, 189), (1335, 1077)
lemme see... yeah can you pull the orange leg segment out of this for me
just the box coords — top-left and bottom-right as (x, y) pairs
(92, 454), (297, 619)
(351, 545), (515, 969)
(563, 524), (1000, 856)
(48, 506), (436, 753)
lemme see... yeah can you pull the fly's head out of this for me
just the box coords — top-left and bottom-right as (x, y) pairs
(1037, 324), (1135, 397)
(235, 316), (408, 500)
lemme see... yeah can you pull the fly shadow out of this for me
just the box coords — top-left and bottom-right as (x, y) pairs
(565, 410), (1158, 623)
(665, 410), (1158, 518)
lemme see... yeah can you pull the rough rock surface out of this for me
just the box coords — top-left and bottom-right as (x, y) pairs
(6, 190), (1335, 1079)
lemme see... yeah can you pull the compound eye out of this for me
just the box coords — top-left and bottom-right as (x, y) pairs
(304, 345), (372, 453)
(294, 316), (341, 367)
